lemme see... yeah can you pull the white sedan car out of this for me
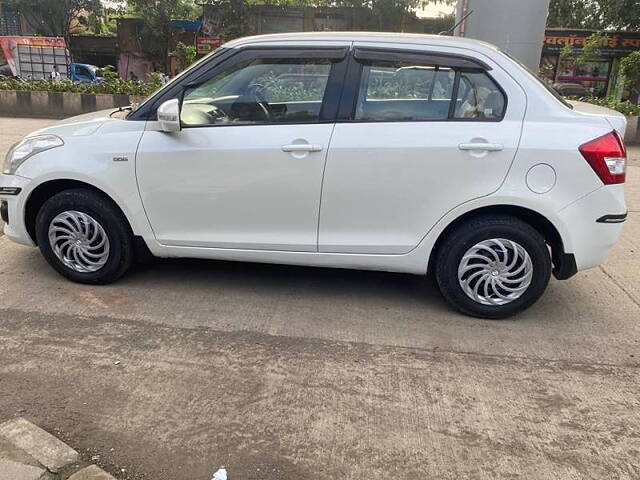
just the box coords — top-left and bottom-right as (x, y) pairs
(0, 33), (627, 318)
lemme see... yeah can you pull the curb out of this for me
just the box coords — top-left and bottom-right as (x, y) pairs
(0, 91), (147, 119)
(0, 418), (115, 480)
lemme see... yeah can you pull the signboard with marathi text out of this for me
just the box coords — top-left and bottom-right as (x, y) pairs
(0, 36), (69, 78)
(197, 6), (223, 54)
(543, 30), (640, 57)
(196, 36), (222, 54)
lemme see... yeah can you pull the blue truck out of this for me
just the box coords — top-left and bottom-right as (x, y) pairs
(68, 63), (103, 83)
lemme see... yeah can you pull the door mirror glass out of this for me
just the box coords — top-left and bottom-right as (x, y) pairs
(157, 99), (181, 132)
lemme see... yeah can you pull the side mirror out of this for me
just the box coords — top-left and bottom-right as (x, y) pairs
(157, 98), (181, 132)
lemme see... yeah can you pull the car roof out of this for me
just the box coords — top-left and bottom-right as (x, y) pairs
(224, 31), (500, 52)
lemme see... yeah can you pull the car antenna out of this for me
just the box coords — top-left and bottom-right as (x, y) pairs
(439, 9), (473, 36)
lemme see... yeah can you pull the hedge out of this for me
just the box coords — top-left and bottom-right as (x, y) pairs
(0, 72), (164, 97)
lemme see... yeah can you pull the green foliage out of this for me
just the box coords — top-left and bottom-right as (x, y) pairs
(620, 51), (640, 87)
(558, 44), (575, 61)
(329, 0), (455, 32)
(198, 0), (455, 39)
(0, 71), (163, 97)
(422, 13), (456, 35)
(126, 0), (199, 70)
(5, 0), (102, 40)
(200, 0), (251, 41)
(575, 33), (607, 66)
(173, 42), (198, 73)
(583, 96), (640, 116)
(547, 0), (640, 30)
(79, 9), (118, 36)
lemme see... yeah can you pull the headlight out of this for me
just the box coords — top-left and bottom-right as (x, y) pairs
(3, 135), (64, 175)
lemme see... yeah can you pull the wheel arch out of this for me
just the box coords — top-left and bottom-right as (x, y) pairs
(24, 179), (132, 246)
(427, 204), (576, 280)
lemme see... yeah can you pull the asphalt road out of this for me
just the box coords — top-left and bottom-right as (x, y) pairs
(1, 117), (639, 480)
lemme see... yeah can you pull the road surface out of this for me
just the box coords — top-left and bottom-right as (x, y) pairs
(1, 117), (639, 480)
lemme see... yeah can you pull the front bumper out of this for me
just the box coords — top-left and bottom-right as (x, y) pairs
(557, 184), (626, 272)
(0, 174), (35, 247)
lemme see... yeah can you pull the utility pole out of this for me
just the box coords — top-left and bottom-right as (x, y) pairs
(454, 0), (551, 71)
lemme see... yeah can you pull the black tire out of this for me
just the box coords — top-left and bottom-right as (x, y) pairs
(435, 215), (551, 319)
(35, 188), (134, 285)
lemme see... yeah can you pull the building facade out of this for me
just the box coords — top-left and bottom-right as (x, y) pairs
(541, 29), (640, 99)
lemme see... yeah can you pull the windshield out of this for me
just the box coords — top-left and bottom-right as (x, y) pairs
(499, 49), (574, 110)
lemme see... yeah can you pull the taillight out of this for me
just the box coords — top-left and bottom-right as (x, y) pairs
(579, 131), (626, 185)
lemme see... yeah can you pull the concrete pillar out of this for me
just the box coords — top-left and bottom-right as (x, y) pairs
(454, 0), (551, 71)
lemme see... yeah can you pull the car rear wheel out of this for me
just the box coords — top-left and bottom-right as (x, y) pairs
(435, 215), (551, 319)
(35, 189), (133, 284)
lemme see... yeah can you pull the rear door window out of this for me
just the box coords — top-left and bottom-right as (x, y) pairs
(355, 61), (455, 121)
(352, 52), (505, 122)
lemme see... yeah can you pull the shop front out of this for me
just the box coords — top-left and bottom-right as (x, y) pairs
(541, 29), (640, 99)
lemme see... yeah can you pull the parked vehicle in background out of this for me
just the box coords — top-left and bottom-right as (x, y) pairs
(0, 33), (628, 319)
(0, 37), (103, 83)
(69, 63), (103, 83)
(554, 82), (589, 98)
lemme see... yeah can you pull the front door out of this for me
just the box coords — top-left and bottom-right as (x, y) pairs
(136, 48), (346, 252)
(319, 44), (527, 254)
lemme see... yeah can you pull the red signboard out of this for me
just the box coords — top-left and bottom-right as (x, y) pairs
(196, 36), (222, 54)
(3, 36), (66, 48)
(543, 30), (640, 57)
(0, 36), (67, 76)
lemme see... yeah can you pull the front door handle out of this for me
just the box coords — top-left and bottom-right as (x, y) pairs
(459, 143), (504, 152)
(281, 144), (323, 153)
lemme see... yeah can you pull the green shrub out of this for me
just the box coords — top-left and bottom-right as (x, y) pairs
(584, 97), (640, 117)
(0, 71), (163, 97)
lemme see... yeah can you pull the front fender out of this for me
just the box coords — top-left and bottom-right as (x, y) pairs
(13, 120), (154, 242)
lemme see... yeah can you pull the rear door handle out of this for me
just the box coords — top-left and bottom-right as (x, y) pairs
(459, 143), (504, 152)
(281, 144), (323, 153)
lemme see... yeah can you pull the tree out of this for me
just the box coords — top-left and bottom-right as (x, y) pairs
(173, 41), (198, 72)
(575, 32), (607, 65)
(126, 0), (199, 71)
(547, 0), (640, 30)
(128, 0), (453, 70)
(619, 50), (640, 102)
(620, 51), (640, 86)
(6, 0), (102, 43)
(199, 0), (455, 39)
(200, 0), (251, 42)
(321, 0), (455, 33)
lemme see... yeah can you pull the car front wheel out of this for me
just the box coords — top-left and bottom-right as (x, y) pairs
(435, 215), (552, 319)
(35, 188), (134, 284)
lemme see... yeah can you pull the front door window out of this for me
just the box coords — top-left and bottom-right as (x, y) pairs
(181, 58), (332, 126)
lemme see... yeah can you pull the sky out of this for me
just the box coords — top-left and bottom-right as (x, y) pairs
(417, 3), (456, 18)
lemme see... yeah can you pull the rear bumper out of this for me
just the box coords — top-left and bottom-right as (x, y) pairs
(0, 174), (35, 247)
(557, 184), (626, 273)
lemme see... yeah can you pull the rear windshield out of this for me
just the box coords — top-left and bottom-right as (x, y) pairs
(499, 49), (574, 110)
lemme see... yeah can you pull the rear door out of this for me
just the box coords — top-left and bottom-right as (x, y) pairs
(318, 44), (527, 254)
